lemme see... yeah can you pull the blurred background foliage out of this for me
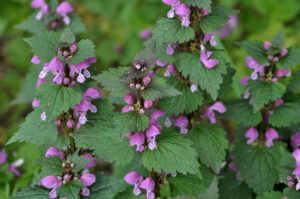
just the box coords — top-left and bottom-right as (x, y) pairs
(0, 0), (300, 197)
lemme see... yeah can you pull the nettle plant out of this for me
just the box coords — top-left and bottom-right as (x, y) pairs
(223, 31), (300, 198)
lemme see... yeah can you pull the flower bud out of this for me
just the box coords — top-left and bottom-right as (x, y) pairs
(70, 43), (77, 53)
(144, 100), (153, 109)
(280, 49), (288, 56)
(67, 119), (75, 128)
(130, 83), (135, 88)
(135, 64), (141, 70)
(142, 76), (151, 85)
(135, 83), (141, 89)
(124, 94), (135, 105)
(139, 108), (145, 114)
(63, 77), (70, 85)
(63, 50), (69, 57)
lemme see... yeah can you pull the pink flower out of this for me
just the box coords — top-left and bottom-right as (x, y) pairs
(69, 57), (96, 84)
(36, 78), (45, 88)
(164, 64), (177, 77)
(144, 100), (153, 109)
(39, 57), (65, 85)
(150, 109), (165, 126)
(130, 132), (145, 152)
(162, 0), (180, 18)
(140, 177), (155, 199)
(291, 132), (300, 149)
(140, 29), (152, 40)
(56, 2), (74, 25)
(31, 55), (41, 64)
(0, 150), (7, 165)
(245, 127), (259, 145)
(156, 60), (166, 67)
(200, 46), (219, 69)
(31, 0), (49, 20)
(146, 125), (161, 150)
(174, 115), (189, 134)
(190, 84), (198, 93)
(204, 33), (217, 47)
(276, 68), (291, 78)
(175, 4), (191, 27)
(166, 43), (177, 55)
(84, 154), (96, 168)
(280, 49), (288, 57)
(83, 88), (102, 100)
(80, 173), (96, 196)
(45, 147), (65, 160)
(32, 98), (40, 107)
(265, 128), (279, 147)
(204, 102), (226, 124)
(42, 176), (63, 198)
(124, 172), (144, 195)
(274, 99), (283, 106)
(124, 93), (136, 105)
(240, 76), (250, 87)
(264, 42), (272, 50)
(293, 149), (300, 167)
(201, 9), (210, 16)
(245, 57), (265, 80)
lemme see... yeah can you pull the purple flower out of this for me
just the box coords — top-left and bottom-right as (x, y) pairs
(140, 29), (152, 40)
(204, 33), (217, 47)
(175, 4), (191, 27)
(146, 125), (161, 150)
(204, 102), (226, 124)
(264, 42), (272, 50)
(67, 119), (75, 128)
(140, 177), (155, 199)
(124, 92), (136, 105)
(124, 172), (144, 195)
(69, 57), (96, 84)
(200, 46), (219, 69)
(56, 1), (74, 25)
(164, 64), (177, 77)
(245, 127), (259, 145)
(42, 176), (63, 198)
(243, 88), (250, 99)
(36, 78), (45, 88)
(40, 57), (65, 85)
(291, 132), (300, 149)
(274, 98), (283, 106)
(156, 60), (167, 67)
(190, 84), (198, 93)
(201, 9), (210, 16)
(8, 159), (23, 177)
(166, 43), (177, 55)
(265, 128), (279, 147)
(82, 87), (102, 100)
(144, 100), (153, 109)
(31, 55), (41, 64)
(122, 106), (135, 113)
(150, 109), (165, 126)
(45, 147), (65, 160)
(293, 149), (300, 167)
(245, 57), (264, 80)
(31, 0), (49, 20)
(130, 132), (145, 152)
(240, 76), (250, 87)
(229, 155), (238, 172)
(32, 98), (40, 107)
(280, 49), (288, 57)
(174, 115), (189, 134)
(276, 68), (291, 78)
(162, 0), (180, 18)
(0, 150), (7, 165)
(84, 154), (96, 168)
(80, 173), (96, 196)
(41, 112), (46, 121)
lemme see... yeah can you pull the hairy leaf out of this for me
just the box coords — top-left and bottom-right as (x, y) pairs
(276, 47), (300, 68)
(15, 13), (46, 34)
(269, 102), (300, 127)
(237, 41), (268, 64)
(10, 186), (50, 199)
(186, 0), (212, 12)
(67, 39), (95, 65)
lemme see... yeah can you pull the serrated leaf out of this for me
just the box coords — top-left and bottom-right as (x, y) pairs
(68, 152), (90, 173)
(86, 98), (115, 123)
(269, 102), (300, 127)
(142, 128), (200, 174)
(186, 0), (212, 12)
(6, 109), (57, 146)
(176, 52), (227, 100)
(153, 18), (195, 44)
(257, 191), (284, 199)
(39, 156), (64, 178)
(25, 32), (59, 63)
(198, 176), (219, 199)
(271, 30), (285, 49)
(68, 13), (86, 34)
(283, 187), (300, 199)
(57, 181), (83, 199)
(188, 123), (228, 173)
(86, 173), (125, 199)
(114, 112), (150, 133)
(276, 47), (300, 68)
(248, 80), (286, 112)
(237, 41), (268, 64)
(278, 144), (295, 184)
(159, 82), (203, 116)
(11, 64), (41, 105)
(223, 100), (262, 126)
(114, 188), (144, 199)
(142, 76), (182, 100)
(233, 143), (281, 194)
(10, 186), (50, 199)
(15, 13), (46, 34)
(60, 28), (75, 43)
(93, 67), (130, 97)
(66, 39), (95, 65)
(200, 6), (237, 33)
(73, 121), (134, 165)
(288, 73), (300, 92)
(37, 83), (82, 122)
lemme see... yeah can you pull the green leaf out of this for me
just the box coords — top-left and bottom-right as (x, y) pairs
(219, 171), (252, 199)
(153, 18), (195, 44)
(37, 83), (82, 122)
(188, 123), (228, 173)
(15, 13), (46, 34)
(6, 109), (57, 146)
(93, 67), (130, 97)
(200, 6), (238, 33)
(114, 188), (144, 199)
(11, 64), (41, 105)
(249, 79), (286, 112)
(186, 0), (212, 12)
(68, 152), (90, 173)
(142, 128), (200, 175)
(288, 73), (300, 92)
(257, 191), (284, 199)
(278, 144), (295, 185)
(73, 121), (134, 165)
(57, 181), (83, 199)
(25, 32), (59, 63)
(114, 112), (150, 133)
(233, 143), (282, 194)
(68, 13), (86, 34)
(142, 76), (182, 100)
(86, 99), (115, 123)
(223, 100), (263, 126)
(39, 156), (64, 178)
(10, 186), (49, 199)
(276, 47), (300, 68)
(176, 52), (227, 100)
(198, 176), (219, 199)
(159, 82), (203, 116)
(283, 187), (300, 199)
(86, 173), (125, 199)
(237, 41), (268, 64)
(66, 39), (95, 65)
(271, 30), (285, 49)
(170, 168), (214, 197)
(269, 102), (300, 127)
(60, 28), (75, 43)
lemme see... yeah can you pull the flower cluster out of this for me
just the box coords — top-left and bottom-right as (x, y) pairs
(122, 92), (155, 114)
(162, 0), (190, 27)
(124, 172), (155, 199)
(41, 147), (96, 198)
(245, 127), (279, 147)
(31, 0), (73, 26)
